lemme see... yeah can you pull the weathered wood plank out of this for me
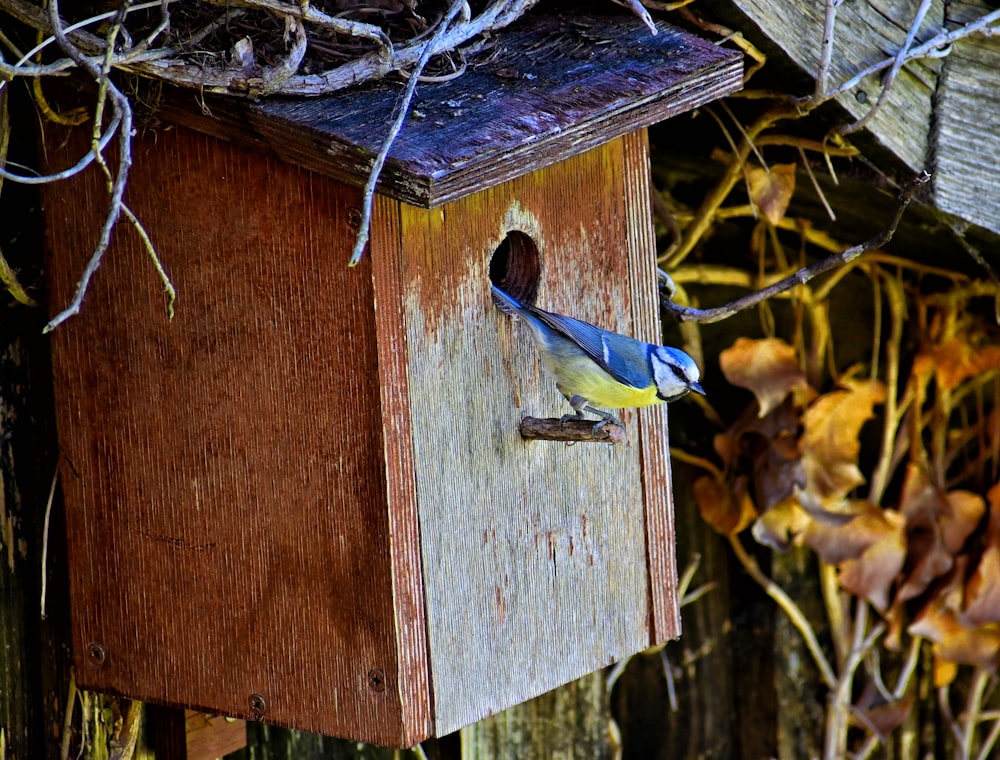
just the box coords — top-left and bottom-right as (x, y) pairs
(373, 136), (660, 735)
(621, 129), (681, 644)
(45, 125), (413, 746)
(158, 12), (742, 208)
(931, 0), (1000, 235)
(723, 0), (943, 171)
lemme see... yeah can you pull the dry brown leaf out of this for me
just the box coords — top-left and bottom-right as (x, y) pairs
(752, 496), (810, 552)
(747, 163), (797, 225)
(800, 500), (891, 564)
(801, 379), (886, 503)
(896, 465), (984, 604)
(916, 337), (1000, 393)
(963, 482), (1000, 626)
(834, 508), (907, 612)
(719, 337), (809, 418)
(694, 474), (757, 536)
(850, 685), (912, 739)
(909, 598), (1000, 672)
(740, 398), (807, 511)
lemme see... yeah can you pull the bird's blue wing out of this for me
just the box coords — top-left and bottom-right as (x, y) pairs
(531, 310), (652, 389)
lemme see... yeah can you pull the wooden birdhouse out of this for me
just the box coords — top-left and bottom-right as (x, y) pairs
(43, 12), (741, 749)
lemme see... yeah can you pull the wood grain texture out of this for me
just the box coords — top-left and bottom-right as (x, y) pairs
(621, 130), (681, 645)
(45, 125), (415, 745)
(157, 13), (743, 208)
(931, 0), (1000, 235)
(727, 0), (943, 171)
(371, 136), (674, 736)
(370, 193), (433, 745)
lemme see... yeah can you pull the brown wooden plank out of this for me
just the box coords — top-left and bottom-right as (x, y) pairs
(45, 125), (414, 745)
(185, 711), (247, 759)
(369, 194), (433, 746)
(157, 13), (743, 208)
(385, 137), (654, 735)
(620, 129), (681, 644)
(148, 707), (247, 760)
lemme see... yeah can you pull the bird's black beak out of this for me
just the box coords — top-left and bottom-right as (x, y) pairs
(689, 381), (706, 396)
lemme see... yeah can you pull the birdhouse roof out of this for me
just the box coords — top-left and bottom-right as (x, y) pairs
(160, 12), (742, 207)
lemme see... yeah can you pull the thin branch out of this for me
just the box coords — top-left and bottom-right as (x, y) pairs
(812, 0), (843, 104)
(40, 464), (59, 619)
(519, 416), (627, 444)
(120, 202), (176, 318)
(59, 668), (78, 760)
(661, 172), (929, 323)
(797, 144), (836, 221)
(616, 0), (658, 36)
(728, 534), (838, 689)
(0, 109), (121, 184)
(347, 0), (469, 267)
(976, 714), (1000, 760)
(836, 0), (933, 137)
(961, 669), (992, 760)
(660, 104), (800, 268)
(821, 8), (1000, 103)
(203, 0), (392, 50)
(42, 0), (136, 333)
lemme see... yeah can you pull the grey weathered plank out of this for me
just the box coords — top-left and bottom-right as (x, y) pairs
(158, 12), (742, 208)
(372, 134), (662, 735)
(931, 0), (1000, 235)
(726, 0), (943, 172)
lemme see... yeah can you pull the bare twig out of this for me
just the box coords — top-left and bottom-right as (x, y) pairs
(42, 0), (136, 333)
(961, 669), (992, 760)
(347, 0), (469, 267)
(812, 0), (843, 104)
(660, 104), (800, 268)
(797, 145), (835, 221)
(821, 8), (1000, 102)
(519, 416), (628, 444)
(615, 0), (658, 36)
(728, 534), (838, 689)
(823, 602), (885, 759)
(976, 714), (1000, 760)
(660, 172), (929, 324)
(40, 464), (59, 620)
(836, 0), (933, 136)
(203, 0), (392, 50)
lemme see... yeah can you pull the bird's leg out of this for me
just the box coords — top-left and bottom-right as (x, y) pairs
(559, 394), (590, 424)
(585, 405), (624, 429)
(559, 395), (623, 434)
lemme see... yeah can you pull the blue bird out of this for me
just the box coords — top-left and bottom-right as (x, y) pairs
(492, 285), (705, 424)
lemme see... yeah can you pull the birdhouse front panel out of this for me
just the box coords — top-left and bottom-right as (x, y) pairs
(44, 125), (428, 746)
(370, 130), (678, 735)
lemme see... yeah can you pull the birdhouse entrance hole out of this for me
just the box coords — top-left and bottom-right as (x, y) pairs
(490, 230), (540, 305)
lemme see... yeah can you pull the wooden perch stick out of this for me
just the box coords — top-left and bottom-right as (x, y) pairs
(519, 417), (628, 444)
(661, 171), (930, 324)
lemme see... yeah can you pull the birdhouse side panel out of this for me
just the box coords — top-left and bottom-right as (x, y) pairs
(621, 130), (681, 643)
(378, 137), (659, 735)
(45, 126), (412, 744)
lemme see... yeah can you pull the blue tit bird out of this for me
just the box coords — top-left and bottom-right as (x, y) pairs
(492, 285), (705, 424)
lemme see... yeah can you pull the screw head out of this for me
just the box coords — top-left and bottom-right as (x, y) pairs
(248, 693), (267, 718)
(367, 668), (386, 692)
(86, 642), (107, 667)
(346, 207), (363, 229)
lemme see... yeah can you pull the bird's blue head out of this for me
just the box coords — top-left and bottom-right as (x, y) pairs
(650, 347), (705, 402)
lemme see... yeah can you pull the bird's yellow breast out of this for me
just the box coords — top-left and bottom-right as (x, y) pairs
(542, 354), (662, 409)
